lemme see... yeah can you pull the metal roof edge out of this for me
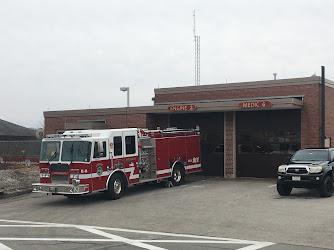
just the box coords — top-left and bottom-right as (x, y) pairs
(44, 95), (306, 118)
(326, 78), (334, 88)
(44, 105), (156, 118)
(154, 76), (321, 95)
(155, 95), (305, 106)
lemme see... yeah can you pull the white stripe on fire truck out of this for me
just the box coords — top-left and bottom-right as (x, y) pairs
(124, 167), (139, 180)
(156, 169), (171, 175)
(185, 164), (201, 170)
(74, 168), (140, 180)
(78, 172), (110, 179)
(49, 164), (201, 180)
(156, 164), (201, 176)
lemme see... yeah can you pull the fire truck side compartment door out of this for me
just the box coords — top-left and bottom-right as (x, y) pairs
(123, 130), (138, 158)
(112, 131), (125, 170)
(123, 130), (140, 184)
(91, 140), (108, 191)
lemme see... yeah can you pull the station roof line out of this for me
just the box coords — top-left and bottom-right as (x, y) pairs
(45, 95), (303, 118)
(154, 76), (334, 94)
(155, 95), (305, 106)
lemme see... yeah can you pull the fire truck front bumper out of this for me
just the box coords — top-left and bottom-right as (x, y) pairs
(32, 183), (90, 195)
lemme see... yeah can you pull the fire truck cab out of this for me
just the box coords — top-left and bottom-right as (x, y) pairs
(33, 127), (201, 199)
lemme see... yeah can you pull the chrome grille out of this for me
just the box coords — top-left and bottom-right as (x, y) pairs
(287, 167), (308, 174)
(50, 164), (70, 184)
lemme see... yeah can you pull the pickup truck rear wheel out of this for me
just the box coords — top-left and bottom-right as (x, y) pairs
(318, 176), (333, 198)
(277, 182), (292, 196)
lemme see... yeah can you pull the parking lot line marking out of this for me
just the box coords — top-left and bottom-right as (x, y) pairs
(268, 184), (276, 188)
(0, 219), (275, 248)
(77, 226), (167, 250)
(0, 219), (255, 243)
(237, 242), (275, 250)
(0, 243), (12, 250)
(100, 227), (262, 244)
(0, 221), (270, 244)
(0, 224), (68, 228)
(0, 238), (271, 245)
(141, 240), (252, 244)
(0, 238), (115, 242)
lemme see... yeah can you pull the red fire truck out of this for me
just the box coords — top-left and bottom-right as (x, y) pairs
(33, 127), (201, 199)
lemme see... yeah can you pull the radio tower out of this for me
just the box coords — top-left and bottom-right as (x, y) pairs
(193, 10), (200, 86)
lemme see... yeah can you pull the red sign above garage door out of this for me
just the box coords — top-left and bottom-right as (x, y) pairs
(238, 101), (272, 109)
(168, 104), (197, 112)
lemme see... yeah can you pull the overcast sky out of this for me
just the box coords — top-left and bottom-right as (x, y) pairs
(1, 0), (333, 128)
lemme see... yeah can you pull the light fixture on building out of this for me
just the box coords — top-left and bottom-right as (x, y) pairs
(120, 87), (129, 127)
(273, 73), (277, 80)
(120, 87), (129, 107)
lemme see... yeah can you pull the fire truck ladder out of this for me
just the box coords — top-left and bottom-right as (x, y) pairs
(46, 134), (91, 139)
(161, 127), (200, 135)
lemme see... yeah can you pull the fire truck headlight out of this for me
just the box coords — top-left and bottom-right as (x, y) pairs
(70, 169), (80, 180)
(72, 179), (80, 186)
(40, 168), (50, 178)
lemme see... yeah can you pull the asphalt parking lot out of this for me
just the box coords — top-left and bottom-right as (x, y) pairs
(0, 174), (333, 249)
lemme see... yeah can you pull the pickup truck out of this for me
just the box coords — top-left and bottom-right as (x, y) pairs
(277, 148), (334, 197)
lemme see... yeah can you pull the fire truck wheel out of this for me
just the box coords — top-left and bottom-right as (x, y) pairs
(171, 165), (185, 186)
(106, 174), (126, 200)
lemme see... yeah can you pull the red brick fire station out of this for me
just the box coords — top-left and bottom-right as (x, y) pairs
(44, 75), (334, 178)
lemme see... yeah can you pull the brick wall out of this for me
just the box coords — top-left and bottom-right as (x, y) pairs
(224, 112), (235, 177)
(325, 85), (334, 146)
(155, 83), (321, 148)
(45, 117), (66, 135)
(44, 80), (329, 149)
(146, 114), (169, 130)
(45, 114), (149, 135)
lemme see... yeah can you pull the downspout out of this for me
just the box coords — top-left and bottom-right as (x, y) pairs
(321, 66), (325, 147)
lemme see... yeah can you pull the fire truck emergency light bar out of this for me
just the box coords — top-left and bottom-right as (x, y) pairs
(46, 134), (91, 138)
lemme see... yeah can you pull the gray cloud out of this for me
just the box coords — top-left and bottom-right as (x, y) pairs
(0, 0), (333, 128)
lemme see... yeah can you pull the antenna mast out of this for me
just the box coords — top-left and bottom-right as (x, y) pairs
(193, 9), (200, 86)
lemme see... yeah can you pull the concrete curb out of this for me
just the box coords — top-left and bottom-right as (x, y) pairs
(0, 188), (32, 199)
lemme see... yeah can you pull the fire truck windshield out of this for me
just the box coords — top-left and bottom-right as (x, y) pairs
(61, 141), (92, 163)
(40, 141), (60, 162)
